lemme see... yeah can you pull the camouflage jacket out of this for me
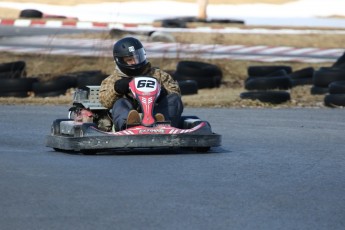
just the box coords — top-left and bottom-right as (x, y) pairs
(99, 63), (181, 109)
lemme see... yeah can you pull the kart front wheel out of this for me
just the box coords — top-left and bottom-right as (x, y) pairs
(80, 150), (98, 155)
(194, 147), (210, 153)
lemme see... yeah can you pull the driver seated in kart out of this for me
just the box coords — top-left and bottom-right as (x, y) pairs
(99, 37), (184, 131)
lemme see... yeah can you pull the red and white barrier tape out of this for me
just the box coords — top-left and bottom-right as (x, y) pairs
(1, 18), (345, 35)
(0, 37), (342, 63)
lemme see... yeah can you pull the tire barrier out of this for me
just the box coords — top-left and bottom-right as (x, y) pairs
(19, 9), (43, 18)
(70, 70), (108, 89)
(290, 67), (314, 86)
(32, 76), (78, 97)
(155, 16), (245, 28)
(0, 78), (38, 97)
(313, 67), (345, 88)
(19, 9), (72, 19)
(332, 51), (345, 68)
(177, 80), (198, 95)
(328, 80), (345, 94)
(243, 58), (345, 103)
(310, 66), (345, 95)
(324, 81), (345, 107)
(310, 85), (329, 95)
(241, 66), (292, 104)
(32, 71), (108, 97)
(0, 60), (108, 98)
(247, 65), (292, 77)
(0, 61), (35, 97)
(0, 61), (26, 79)
(245, 69), (292, 90)
(240, 91), (291, 104)
(173, 61), (222, 89)
(147, 31), (176, 43)
(165, 70), (198, 95)
(246, 67), (314, 87)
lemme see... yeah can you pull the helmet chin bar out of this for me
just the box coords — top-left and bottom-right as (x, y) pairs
(117, 60), (149, 76)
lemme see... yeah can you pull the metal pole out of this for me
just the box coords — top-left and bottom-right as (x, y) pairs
(197, 0), (208, 19)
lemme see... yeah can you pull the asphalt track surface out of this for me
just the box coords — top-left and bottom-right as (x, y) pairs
(1, 105), (345, 230)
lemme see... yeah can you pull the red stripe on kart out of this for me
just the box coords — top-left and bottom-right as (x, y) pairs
(31, 20), (46, 25)
(92, 22), (108, 27)
(0, 19), (15, 25)
(62, 21), (77, 26)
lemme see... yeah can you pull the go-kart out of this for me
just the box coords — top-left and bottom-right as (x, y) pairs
(46, 76), (221, 154)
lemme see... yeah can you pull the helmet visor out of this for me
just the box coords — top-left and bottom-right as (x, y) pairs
(116, 47), (146, 66)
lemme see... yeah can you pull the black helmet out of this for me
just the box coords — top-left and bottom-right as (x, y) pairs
(113, 37), (149, 76)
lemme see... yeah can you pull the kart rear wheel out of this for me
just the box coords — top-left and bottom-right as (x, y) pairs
(53, 148), (76, 154)
(194, 147), (210, 153)
(80, 150), (98, 155)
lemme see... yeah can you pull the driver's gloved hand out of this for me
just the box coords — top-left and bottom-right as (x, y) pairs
(114, 77), (132, 94)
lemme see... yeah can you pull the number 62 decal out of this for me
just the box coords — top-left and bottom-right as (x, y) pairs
(137, 79), (156, 88)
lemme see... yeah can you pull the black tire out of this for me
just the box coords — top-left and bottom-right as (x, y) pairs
(160, 19), (187, 28)
(174, 61), (222, 88)
(176, 61), (222, 78)
(80, 150), (98, 155)
(240, 91), (291, 104)
(332, 51), (345, 68)
(0, 71), (23, 79)
(35, 90), (68, 97)
(247, 65), (292, 77)
(194, 147), (211, 153)
(290, 67), (314, 86)
(53, 148), (77, 154)
(173, 72), (221, 89)
(208, 18), (245, 24)
(245, 69), (289, 79)
(19, 9), (43, 18)
(291, 78), (313, 87)
(76, 72), (108, 89)
(178, 80), (198, 95)
(68, 70), (103, 78)
(310, 85), (329, 95)
(245, 76), (292, 90)
(0, 78), (37, 93)
(164, 70), (176, 76)
(0, 91), (29, 97)
(313, 67), (345, 87)
(329, 81), (345, 94)
(0, 61), (26, 73)
(324, 94), (345, 107)
(290, 67), (314, 79)
(32, 76), (77, 94)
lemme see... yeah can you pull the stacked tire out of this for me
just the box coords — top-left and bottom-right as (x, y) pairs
(0, 60), (108, 98)
(289, 67), (314, 87)
(32, 75), (77, 97)
(240, 65), (292, 104)
(177, 80), (198, 95)
(324, 81), (345, 107)
(311, 67), (345, 95)
(19, 9), (43, 18)
(324, 51), (345, 107)
(0, 61), (38, 97)
(172, 61), (222, 89)
(32, 70), (108, 97)
(155, 16), (245, 28)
